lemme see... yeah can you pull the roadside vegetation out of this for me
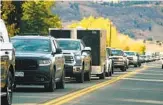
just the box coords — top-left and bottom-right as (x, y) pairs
(1, 1), (61, 36)
(1, 1), (146, 54)
(69, 16), (146, 54)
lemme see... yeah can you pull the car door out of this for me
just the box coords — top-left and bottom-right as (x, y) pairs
(52, 39), (63, 79)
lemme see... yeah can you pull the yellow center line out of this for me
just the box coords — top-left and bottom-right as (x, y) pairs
(40, 66), (147, 105)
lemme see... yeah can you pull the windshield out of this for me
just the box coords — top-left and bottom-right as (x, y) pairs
(111, 50), (123, 56)
(57, 40), (81, 51)
(125, 52), (135, 56)
(11, 38), (51, 52)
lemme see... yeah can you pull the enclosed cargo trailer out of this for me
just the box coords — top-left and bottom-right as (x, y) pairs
(76, 29), (107, 79)
(49, 28), (76, 39)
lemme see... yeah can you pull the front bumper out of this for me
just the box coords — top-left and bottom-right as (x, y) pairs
(0, 92), (7, 97)
(15, 66), (51, 85)
(129, 60), (138, 65)
(114, 61), (125, 68)
(64, 64), (82, 77)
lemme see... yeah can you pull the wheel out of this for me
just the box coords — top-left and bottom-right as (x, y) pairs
(84, 71), (91, 81)
(109, 71), (112, 76)
(105, 66), (111, 77)
(99, 67), (106, 79)
(138, 63), (141, 67)
(111, 65), (114, 74)
(56, 71), (65, 89)
(13, 84), (16, 90)
(162, 65), (163, 69)
(126, 65), (129, 69)
(134, 64), (138, 67)
(120, 66), (126, 72)
(105, 71), (111, 77)
(44, 76), (55, 92)
(84, 64), (91, 81)
(76, 66), (84, 83)
(2, 71), (13, 105)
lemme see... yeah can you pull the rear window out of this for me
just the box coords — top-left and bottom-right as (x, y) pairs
(111, 50), (123, 56)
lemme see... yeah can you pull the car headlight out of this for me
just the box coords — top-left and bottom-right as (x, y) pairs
(74, 52), (81, 60)
(39, 60), (51, 66)
(133, 57), (138, 61)
(75, 55), (81, 60)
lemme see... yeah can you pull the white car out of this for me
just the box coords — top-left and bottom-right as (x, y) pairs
(106, 47), (114, 76)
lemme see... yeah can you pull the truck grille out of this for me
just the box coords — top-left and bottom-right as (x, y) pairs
(128, 57), (133, 60)
(112, 58), (119, 61)
(16, 59), (38, 70)
(64, 56), (74, 64)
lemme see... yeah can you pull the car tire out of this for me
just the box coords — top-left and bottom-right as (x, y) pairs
(99, 67), (106, 79)
(105, 67), (111, 77)
(134, 64), (138, 67)
(2, 71), (13, 105)
(76, 66), (84, 83)
(84, 64), (91, 81)
(120, 66), (126, 72)
(56, 71), (65, 89)
(84, 71), (91, 81)
(126, 65), (129, 69)
(112, 65), (114, 74)
(138, 63), (141, 67)
(44, 76), (55, 92)
(162, 65), (163, 69)
(13, 84), (16, 90)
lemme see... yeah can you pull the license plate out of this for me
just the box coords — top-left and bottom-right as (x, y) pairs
(15, 72), (24, 77)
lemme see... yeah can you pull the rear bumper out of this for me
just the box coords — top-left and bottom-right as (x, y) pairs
(129, 60), (138, 65)
(64, 64), (82, 77)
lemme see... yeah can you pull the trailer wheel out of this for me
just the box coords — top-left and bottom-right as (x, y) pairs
(99, 66), (106, 79)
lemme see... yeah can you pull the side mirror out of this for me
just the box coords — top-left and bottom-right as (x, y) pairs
(109, 56), (112, 59)
(83, 47), (91, 52)
(55, 48), (62, 54)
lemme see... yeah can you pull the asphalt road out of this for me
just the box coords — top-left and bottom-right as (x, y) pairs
(65, 62), (163, 105)
(12, 61), (163, 105)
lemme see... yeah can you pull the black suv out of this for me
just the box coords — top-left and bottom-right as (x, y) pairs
(11, 36), (65, 91)
(1, 19), (15, 105)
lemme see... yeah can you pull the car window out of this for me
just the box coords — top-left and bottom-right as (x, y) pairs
(111, 50), (123, 56)
(11, 38), (51, 53)
(125, 52), (135, 56)
(57, 40), (81, 51)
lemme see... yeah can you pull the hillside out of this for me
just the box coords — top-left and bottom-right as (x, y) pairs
(52, 1), (163, 41)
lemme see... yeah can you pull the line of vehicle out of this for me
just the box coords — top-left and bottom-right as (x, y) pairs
(41, 66), (147, 105)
